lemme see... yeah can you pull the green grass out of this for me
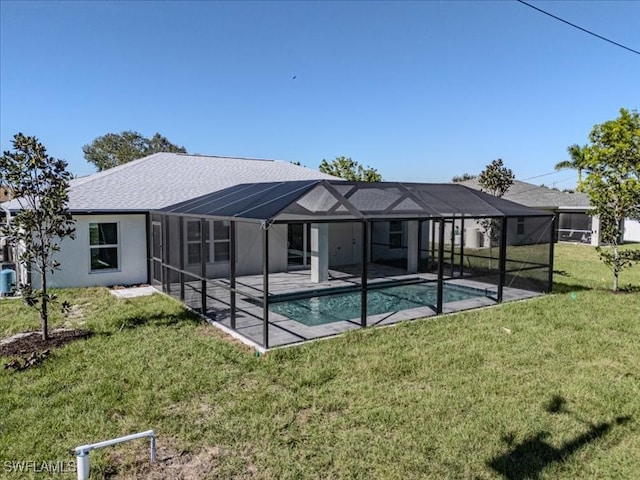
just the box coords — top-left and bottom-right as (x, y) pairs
(553, 242), (640, 291)
(1, 244), (639, 479)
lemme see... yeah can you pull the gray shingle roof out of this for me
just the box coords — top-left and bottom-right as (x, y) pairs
(4, 153), (337, 212)
(458, 178), (591, 209)
(159, 180), (550, 222)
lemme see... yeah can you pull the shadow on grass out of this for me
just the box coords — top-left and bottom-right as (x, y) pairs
(116, 310), (202, 330)
(552, 281), (640, 295)
(488, 395), (631, 480)
(552, 269), (595, 294)
(552, 281), (592, 294)
(618, 283), (640, 293)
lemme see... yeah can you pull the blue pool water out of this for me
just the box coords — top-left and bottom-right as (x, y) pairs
(269, 283), (489, 327)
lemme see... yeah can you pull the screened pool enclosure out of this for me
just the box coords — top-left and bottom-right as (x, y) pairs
(150, 180), (555, 349)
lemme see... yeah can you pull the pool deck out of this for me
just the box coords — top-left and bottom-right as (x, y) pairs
(184, 265), (542, 350)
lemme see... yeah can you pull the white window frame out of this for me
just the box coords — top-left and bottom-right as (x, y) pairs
(89, 222), (120, 273)
(212, 220), (231, 263)
(185, 219), (210, 265)
(185, 219), (230, 265)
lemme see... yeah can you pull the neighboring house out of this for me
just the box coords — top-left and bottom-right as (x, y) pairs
(458, 179), (601, 245)
(623, 217), (640, 243)
(2, 153), (336, 288)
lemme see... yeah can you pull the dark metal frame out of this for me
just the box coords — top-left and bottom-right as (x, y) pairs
(262, 226), (269, 348)
(548, 215), (556, 293)
(150, 209), (554, 349)
(497, 217), (508, 303)
(360, 221), (368, 328)
(230, 221), (236, 330)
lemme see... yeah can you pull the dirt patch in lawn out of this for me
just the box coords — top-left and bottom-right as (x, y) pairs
(1, 329), (93, 370)
(107, 441), (258, 480)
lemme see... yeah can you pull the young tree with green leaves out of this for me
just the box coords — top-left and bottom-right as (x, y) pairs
(319, 156), (382, 181)
(577, 108), (640, 291)
(478, 159), (515, 197)
(83, 131), (187, 171)
(477, 159), (515, 267)
(1, 133), (76, 340)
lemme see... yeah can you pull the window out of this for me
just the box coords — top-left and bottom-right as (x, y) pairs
(185, 219), (230, 264)
(517, 217), (525, 236)
(287, 223), (311, 267)
(389, 220), (403, 249)
(89, 222), (118, 271)
(213, 220), (230, 262)
(186, 220), (210, 265)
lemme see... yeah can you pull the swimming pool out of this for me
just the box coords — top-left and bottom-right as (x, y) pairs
(269, 282), (490, 327)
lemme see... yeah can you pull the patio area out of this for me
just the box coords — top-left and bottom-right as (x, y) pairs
(167, 264), (542, 349)
(151, 180), (554, 350)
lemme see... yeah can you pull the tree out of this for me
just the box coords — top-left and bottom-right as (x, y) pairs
(1, 133), (76, 340)
(555, 144), (589, 187)
(319, 156), (382, 181)
(478, 159), (514, 197)
(477, 159), (515, 267)
(577, 108), (640, 291)
(451, 173), (477, 183)
(83, 130), (186, 171)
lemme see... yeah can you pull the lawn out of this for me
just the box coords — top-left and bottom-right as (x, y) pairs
(0, 244), (639, 479)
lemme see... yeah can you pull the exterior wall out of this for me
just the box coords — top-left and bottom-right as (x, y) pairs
(590, 215), (600, 247)
(371, 221), (406, 263)
(168, 219), (288, 279)
(455, 217), (554, 249)
(32, 214), (148, 289)
(328, 222), (363, 267)
(506, 216), (553, 245)
(623, 218), (640, 242)
(237, 223), (288, 276)
(231, 222), (358, 275)
(165, 216), (238, 280)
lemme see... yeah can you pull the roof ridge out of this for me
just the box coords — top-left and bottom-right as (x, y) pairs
(70, 153), (299, 190)
(174, 153), (276, 162)
(69, 152), (165, 189)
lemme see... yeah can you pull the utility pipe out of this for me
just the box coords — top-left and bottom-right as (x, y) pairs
(75, 430), (155, 480)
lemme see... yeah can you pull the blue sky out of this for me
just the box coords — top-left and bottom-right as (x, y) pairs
(1, 1), (638, 186)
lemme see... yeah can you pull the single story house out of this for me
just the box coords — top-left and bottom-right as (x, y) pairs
(4, 153), (556, 348)
(2, 153), (336, 288)
(458, 178), (640, 244)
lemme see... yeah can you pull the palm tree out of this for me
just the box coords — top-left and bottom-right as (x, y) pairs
(555, 144), (587, 187)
